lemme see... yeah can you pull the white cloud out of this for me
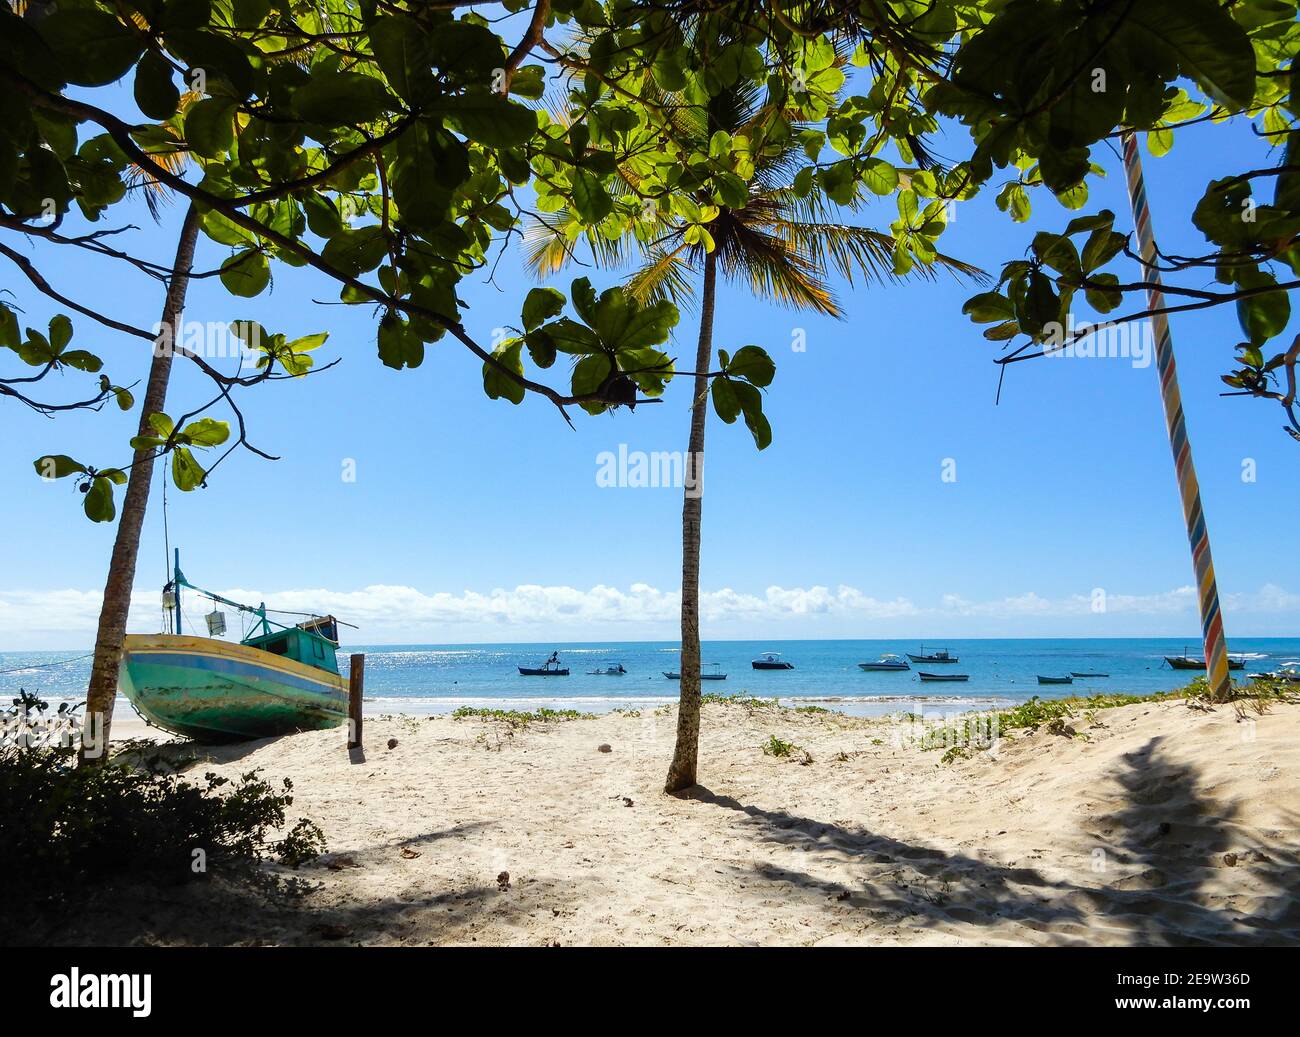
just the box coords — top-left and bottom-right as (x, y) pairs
(2, 580), (1296, 649)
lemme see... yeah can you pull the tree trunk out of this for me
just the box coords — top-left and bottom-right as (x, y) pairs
(80, 203), (200, 765)
(664, 249), (717, 793)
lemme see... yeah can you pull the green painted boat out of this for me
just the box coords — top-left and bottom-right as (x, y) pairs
(118, 552), (348, 742)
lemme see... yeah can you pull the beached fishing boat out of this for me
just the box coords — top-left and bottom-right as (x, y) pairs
(1037, 675), (1073, 685)
(752, 652), (794, 670)
(906, 645), (959, 664)
(587, 661), (627, 675)
(858, 654), (910, 671)
(663, 663), (727, 680)
(1070, 672), (1109, 678)
(119, 553), (349, 742)
(917, 671), (969, 682)
(1165, 648), (1245, 671)
(519, 652), (569, 676)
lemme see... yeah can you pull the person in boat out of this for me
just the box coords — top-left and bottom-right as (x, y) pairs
(549, 651), (559, 666)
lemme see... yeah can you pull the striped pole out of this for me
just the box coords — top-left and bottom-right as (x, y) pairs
(1121, 132), (1231, 700)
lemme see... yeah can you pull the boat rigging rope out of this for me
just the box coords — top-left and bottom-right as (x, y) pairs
(1121, 132), (1231, 700)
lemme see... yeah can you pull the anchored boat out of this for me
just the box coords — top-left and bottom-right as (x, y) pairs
(906, 645), (959, 664)
(587, 661), (627, 675)
(917, 672), (969, 682)
(858, 654), (910, 671)
(119, 552), (350, 742)
(1037, 675), (1074, 685)
(752, 652), (794, 670)
(1164, 647), (1246, 671)
(663, 662), (728, 680)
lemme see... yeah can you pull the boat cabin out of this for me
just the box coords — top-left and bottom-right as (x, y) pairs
(242, 623), (340, 675)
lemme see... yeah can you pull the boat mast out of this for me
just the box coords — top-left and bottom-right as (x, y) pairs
(174, 547), (182, 636)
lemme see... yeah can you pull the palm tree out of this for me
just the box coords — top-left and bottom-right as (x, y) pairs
(525, 82), (981, 792)
(81, 119), (199, 765)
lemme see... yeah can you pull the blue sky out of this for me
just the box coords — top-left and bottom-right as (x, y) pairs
(1, 78), (1297, 649)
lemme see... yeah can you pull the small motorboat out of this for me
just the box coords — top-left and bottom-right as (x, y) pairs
(587, 661), (627, 675)
(906, 645), (959, 664)
(1164, 647), (1246, 671)
(858, 654), (910, 671)
(519, 652), (569, 676)
(752, 652), (794, 670)
(1038, 675), (1074, 685)
(663, 662), (728, 680)
(917, 672), (969, 682)
(1070, 672), (1109, 678)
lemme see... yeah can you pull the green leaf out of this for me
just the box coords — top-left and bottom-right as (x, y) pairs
(725, 345), (775, 387)
(441, 94), (539, 148)
(48, 314), (72, 353)
(33, 454), (86, 480)
(293, 73), (395, 125)
(1236, 269), (1290, 346)
(184, 97), (237, 159)
(571, 167), (613, 223)
(377, 312), (424, 370)
(322, 226), (388, 277)
(860, 158), (899, 196)
(59, 350), (102, 372)
(134, 51), (180, 120)
(539, 317), (601, 355)
(1082, 228), (1125, 273)
(38, 10), (142, 87)
(962, 292), (1016, 324)
(220, 250), (270, 298)
(368, 14), (431, 102)
(482, 339), (526, 404)
(180, 417), (230, 447)
(523, 287), (566, 332)
(171, 447), (206, 491)
(711, 377), (740, 423)
(148, 411), (175, 438)
(731, 380), (772, 450)
(83, 477), (116, 522)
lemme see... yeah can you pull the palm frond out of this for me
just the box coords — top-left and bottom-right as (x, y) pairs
(625, 243), (697, 308)
(771, 220), (896, 286)
(719, 223), (839, 316)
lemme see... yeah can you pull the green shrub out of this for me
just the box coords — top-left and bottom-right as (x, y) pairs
(0, 743), (326, 918)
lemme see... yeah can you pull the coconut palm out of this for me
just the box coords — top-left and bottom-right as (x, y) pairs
(525, 81), (982, 792)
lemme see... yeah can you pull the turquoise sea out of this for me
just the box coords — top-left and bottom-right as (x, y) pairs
(3, 637), (1297, 719)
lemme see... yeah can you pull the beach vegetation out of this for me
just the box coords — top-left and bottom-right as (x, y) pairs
(0, 743), (326, 927)
(451, 706), (595, 727)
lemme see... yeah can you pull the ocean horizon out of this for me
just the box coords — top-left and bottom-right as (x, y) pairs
(5, 636), (1297, 720)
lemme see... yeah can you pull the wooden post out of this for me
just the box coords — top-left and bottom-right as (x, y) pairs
(348, 653), (364, 749)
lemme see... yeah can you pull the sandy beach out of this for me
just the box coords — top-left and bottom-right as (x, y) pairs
(57, 696), (1300, 946)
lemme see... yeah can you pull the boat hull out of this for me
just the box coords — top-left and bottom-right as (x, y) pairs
(1037, 676), (1073, 685)
(119, 634), (347, 743)
(1070, 672), (1109, 678)
(906, 654), (958, 664)
(663, 671), (728, 680)
(1166, 657), (1246, 671)
(752, 662), (794, 670)
(859, 663), (910, 671)
(917, 672), (969, 682)
(518, 667), (569, 676)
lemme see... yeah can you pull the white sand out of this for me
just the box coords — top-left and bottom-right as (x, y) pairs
(92, 697), (1300, 945)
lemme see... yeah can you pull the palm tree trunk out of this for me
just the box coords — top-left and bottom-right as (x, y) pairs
(1120, 134), (1232, 702)
(80, 202), (200, 765)
(664, 249), (717, 793)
